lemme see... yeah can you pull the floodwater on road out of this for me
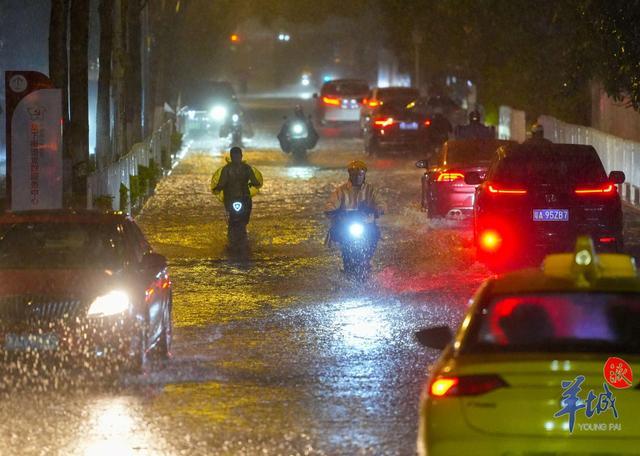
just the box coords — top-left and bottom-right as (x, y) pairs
(3, 97), (640, 455)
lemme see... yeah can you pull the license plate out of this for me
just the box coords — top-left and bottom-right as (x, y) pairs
(533, 209), (569, 221)
(4, 333), (59, 351)
(399, 122), (418, 130)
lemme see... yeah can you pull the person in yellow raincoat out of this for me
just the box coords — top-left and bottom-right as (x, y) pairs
(324, 160), (384, 275)
(211, 147), (263, 241)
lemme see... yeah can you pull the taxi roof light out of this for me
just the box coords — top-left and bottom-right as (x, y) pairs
(542, 235), (636, 282)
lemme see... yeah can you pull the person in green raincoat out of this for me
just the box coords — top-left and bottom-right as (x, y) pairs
(211, 147), (263, 238)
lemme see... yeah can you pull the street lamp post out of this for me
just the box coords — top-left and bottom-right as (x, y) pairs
(412, 30), (423, 90)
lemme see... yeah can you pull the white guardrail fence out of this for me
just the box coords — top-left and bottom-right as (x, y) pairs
(538, 115), (640, 206)
(87, 120), (173, 212)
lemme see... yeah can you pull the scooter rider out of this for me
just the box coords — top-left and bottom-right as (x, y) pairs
(211, 146), (262, 235)
(454, 109), (495, 140)
(525, 122), (553, 145)
(324, 160), (384, 271)
(277, 105), (318, 154)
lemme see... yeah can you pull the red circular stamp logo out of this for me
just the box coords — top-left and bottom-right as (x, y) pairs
(604, 357), (633, 389)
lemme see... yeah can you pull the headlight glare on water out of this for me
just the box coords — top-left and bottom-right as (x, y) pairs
(87, 290), (130, 317)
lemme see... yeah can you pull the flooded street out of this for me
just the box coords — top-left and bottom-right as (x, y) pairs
(2, 97), (640, 455)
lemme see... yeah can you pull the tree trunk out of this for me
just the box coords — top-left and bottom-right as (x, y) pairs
(68, 0), (90, 208)
(48, 0), (70, 199)
(96, 0), (113, 171)
(113, 0), (127, 161)
(48, 0), (69, 120)
(126, 0), (142, 149)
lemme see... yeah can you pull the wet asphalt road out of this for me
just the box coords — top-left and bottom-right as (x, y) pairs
(2, 97), (640, 455)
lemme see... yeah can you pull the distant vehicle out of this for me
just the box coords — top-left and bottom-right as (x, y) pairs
(314, 78), (369, 125)
(180, 81), (239, 133)
(363, 100), (430, 156)
(416, 236), (640, 456)
(219, 108), (253, 147)
(469, 142), (626, 268)
(0, 210), (172, 373)
(416, 139), (515, 218)
(409, 95), (466, 127)
(360, 87), (420, 133)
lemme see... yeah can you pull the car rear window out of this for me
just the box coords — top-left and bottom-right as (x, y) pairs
(0, 222), (125, 269)
(322, 81), (369, 96)
(462, 292), (640, 354)
(378, 88), (419, 102)
(445, 140), (509, 165)
(492, 146), (607, 185)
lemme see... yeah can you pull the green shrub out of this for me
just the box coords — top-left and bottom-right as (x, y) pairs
(94, 194), (114, 211)
(119, 183), (129, 212)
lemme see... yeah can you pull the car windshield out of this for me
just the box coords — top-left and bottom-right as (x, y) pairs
(0, 222), (125, 269)
(492, 146), (608, 185)
(323, 81), (369, 96)
(445, 140), (509, 165)
(462, 292), (640, 354)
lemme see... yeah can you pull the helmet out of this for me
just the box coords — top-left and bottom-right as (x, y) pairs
(531, 122), (544, 137)
(294, 105), (304, 117)
(347, 160), (368, 172)
(469, 109), (481, 123)
(348, 160), (367, 186)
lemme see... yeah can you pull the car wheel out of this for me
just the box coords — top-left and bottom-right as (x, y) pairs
(157, 298), (173, 360)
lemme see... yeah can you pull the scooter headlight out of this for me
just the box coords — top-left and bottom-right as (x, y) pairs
(232, 201), (243, 212)
(292, 123), (305, 135)
(349, 222), (365, 238)
(210, 105), (228, 121)
(231, 113), (240, 122)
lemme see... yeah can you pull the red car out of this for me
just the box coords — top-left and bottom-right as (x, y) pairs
(417, 139), (515, 218)
(0, 210), (172, 372)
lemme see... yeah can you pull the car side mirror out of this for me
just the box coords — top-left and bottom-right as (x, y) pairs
(609, 171), (625, 184)
(141, 252), (167, 272)
(415, 326), (453, 350)
(312, 93), (318, 99)
(415, 159), (428, 169)
(464, 172), (483, 186)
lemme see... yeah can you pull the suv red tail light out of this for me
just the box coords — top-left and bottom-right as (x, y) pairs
(322, 96), (340, 106)
(436, 172), (465, 182)
(373, 117), (395, 128)
(487, 183), (527, 195)
(429, 375), (508, 397)
(574, 183), (615, 195)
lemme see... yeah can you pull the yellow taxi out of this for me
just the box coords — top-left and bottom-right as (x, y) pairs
(417, 236), (640, 455)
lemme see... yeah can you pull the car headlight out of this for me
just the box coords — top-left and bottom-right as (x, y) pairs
(210, 105), (228, 121)
(187, 110), (196, 120)
(87, 290), (130, 317)
(349, 222), (365, 238)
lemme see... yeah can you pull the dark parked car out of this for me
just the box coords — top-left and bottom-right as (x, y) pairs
(417, 139), (515, 218)
(360, 86), (420, 133)
(469, 143), (625, 268)
(364, 101), (430, 155)
(0, 210), (172, 372)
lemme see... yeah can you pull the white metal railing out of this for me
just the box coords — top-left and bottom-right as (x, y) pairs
(538, 115), (640, 205)
(87, 120), (173, 211)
